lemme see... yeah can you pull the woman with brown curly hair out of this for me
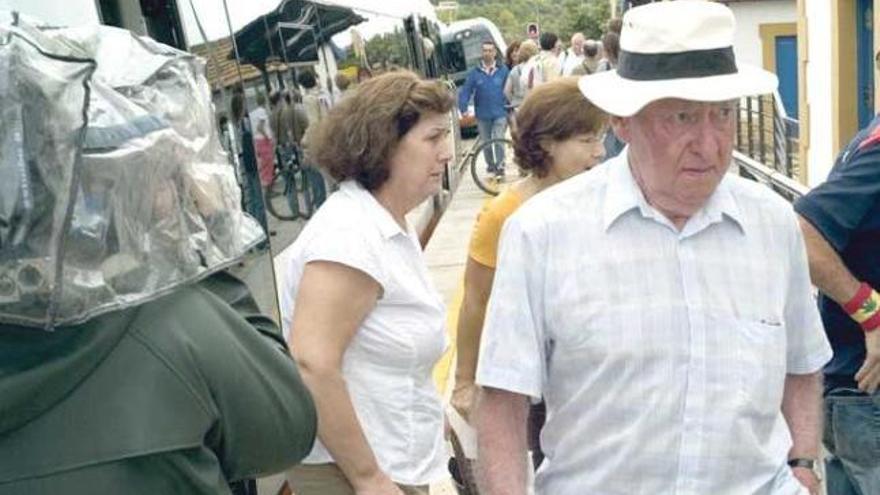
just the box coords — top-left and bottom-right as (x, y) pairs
(278, 70), (454, 495)
(451, 76), (606, 465)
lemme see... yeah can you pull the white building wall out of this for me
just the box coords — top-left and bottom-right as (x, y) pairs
(727, 0), (797, 68)
(804, 0), (835, 187)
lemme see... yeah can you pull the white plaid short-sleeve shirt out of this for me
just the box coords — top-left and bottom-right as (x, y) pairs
(476, 153), (832, 495)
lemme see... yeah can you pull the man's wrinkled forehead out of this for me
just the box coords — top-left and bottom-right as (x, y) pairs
(639, 98), (738, 114)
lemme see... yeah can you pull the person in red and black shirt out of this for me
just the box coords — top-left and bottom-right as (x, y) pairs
(795, 117), (880, 494)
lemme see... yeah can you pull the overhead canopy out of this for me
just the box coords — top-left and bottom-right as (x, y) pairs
(309, 0), (439, 22)
(231, 0), (366, 66)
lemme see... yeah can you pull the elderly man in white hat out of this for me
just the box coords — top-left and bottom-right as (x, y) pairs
(474, 2), (832, 494)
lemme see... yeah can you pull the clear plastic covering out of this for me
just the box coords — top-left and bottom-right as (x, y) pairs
(0, 18), (265, 329)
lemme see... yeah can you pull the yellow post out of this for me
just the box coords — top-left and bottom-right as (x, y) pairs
(797, 0), (810, 184)
(832, 0), (858, 156)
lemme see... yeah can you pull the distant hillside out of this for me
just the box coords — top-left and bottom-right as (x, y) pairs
(433, 0), (611, 44)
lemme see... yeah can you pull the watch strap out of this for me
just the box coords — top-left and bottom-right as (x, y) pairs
(787, 458), (816, 470)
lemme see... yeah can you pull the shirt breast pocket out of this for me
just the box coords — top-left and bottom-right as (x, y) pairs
(730, 318), (788, 417)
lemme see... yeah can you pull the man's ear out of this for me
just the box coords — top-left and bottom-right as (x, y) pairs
(609, 115), (630, 143)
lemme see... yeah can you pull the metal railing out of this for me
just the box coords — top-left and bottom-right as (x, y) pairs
(734, 151), (809, 203)
(736, 94), (799, 180)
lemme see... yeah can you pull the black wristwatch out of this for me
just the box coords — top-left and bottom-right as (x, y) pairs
(787, 458), (815, 470)
(788, 458), (821, 482)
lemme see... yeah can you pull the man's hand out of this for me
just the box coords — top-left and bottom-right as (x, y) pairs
(791, 467), (821, 495)
(781, 372), (822, 493)
(855, 330), (880, 393)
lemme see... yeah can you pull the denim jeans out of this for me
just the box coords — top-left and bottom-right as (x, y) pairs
(823, 388), (880, 495)
(477, 117), (508, 172)
(305, 165), (327, 209)
(236, 119), (269, 236)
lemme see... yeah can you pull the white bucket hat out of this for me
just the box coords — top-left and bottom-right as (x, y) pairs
(579, 0), (778, 117)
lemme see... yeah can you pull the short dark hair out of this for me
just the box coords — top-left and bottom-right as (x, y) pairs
(311, 71), (454, 191)
(334, 72), (352, 91)
(584, 41), (599, 58)
(297, 70), (317, 89)
(514, 77), (607, 177)
(539, 32), (558, 51)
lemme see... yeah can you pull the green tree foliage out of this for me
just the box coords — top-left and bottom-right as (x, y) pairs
(434, 0), (611, 46)
(356, 28), (412, 69)
(562, 0), (611, 40)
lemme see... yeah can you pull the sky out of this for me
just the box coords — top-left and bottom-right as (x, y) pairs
(180, 0), (440, 46)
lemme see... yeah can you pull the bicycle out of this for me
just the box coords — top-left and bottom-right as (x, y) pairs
(265, 145), (325, 221)
(468, 137), (518, 196)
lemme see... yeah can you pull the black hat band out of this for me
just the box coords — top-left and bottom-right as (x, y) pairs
(617, 46), (737, 81)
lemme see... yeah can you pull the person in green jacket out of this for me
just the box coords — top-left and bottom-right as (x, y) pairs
(0, 270), (318, 495)
(0, 20), (317, 495)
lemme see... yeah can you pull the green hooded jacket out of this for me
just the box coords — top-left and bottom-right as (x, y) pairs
(0, 271), (316, 494)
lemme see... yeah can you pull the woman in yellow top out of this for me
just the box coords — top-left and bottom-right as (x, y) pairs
(451, 77), (607, 460)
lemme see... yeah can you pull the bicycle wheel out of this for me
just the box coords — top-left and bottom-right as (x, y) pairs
(470, 138), (518, 196)
(265, 169), (298, 221)
(292, 166), (316, 220)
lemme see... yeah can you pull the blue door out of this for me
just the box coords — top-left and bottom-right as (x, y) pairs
(775, 35), (798, 119)
(857, 0), (874, 129)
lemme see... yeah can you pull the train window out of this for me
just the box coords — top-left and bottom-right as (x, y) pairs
(462, 37), (483, 66)
(444, 40), (467, 74)
(96, 0), (187, 50)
